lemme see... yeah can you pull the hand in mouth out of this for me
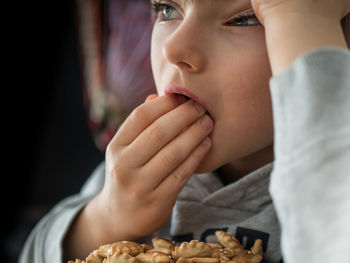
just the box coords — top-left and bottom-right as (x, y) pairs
(164, 83), (214, 122)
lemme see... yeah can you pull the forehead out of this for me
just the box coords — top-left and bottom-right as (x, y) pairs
(164, 0), (251, 13)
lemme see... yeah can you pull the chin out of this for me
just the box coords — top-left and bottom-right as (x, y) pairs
(195, 160), (223, 174)
(195, 166), (214, 174)
(194, 151), (223, 174)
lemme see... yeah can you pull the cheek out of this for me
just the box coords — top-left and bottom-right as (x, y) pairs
(151, 29), (164, 95)
(221, 45), (272, 134)
(151, 23), (179, 95)
(220, 29), (272, 106)
(209, 33), (273, 163)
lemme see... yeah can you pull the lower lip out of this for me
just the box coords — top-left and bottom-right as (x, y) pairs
(165, 84), (214, 122)
(164, 84), (199, 101)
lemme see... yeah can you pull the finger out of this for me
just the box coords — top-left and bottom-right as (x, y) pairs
(157, 137), (212, 197)
(112, 95), (187, 146)
(125, 100), (209, 167)
(146, 94), (158, 102)
(140, 114), (214, 190)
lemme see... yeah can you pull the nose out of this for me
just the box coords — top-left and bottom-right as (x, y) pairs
(162, 20), (207, 73)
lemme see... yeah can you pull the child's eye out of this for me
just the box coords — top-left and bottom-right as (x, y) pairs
(226, 13), (261, 27)
(151, 2), (182, 21)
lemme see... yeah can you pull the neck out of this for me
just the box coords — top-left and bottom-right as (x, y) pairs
(217, 144), (274, 185)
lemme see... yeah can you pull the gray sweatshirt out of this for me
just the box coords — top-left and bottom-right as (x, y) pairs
(19, 47), (350, 263)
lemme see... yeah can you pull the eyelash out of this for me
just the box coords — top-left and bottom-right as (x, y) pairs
(151, 2), (167, 13)
(151, 2), (177, 20)
(150, 2), (261, 27)
(225, 12), (261, 27)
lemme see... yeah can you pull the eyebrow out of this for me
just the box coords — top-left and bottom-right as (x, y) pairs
(151, 0), (252, 14)
(180, 0), (217, 6)
(177, 0), (194, 7)
(168, 0), (217, 8)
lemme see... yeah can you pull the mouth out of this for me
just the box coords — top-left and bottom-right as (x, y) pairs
(164, 84), (214, 121)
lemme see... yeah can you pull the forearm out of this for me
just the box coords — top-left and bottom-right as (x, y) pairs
(268, 48), (350, 262)
(264, 13), (348, 75)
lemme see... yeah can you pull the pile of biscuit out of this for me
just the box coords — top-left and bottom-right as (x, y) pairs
(68, 231), (263, 263)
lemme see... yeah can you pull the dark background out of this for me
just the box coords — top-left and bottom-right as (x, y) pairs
(3, 1), (105, 261)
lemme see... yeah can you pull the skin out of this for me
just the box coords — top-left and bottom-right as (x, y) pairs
(151, 0), (274, 178)
(64, 0), (349, 260)
(251, 0), (350, 74)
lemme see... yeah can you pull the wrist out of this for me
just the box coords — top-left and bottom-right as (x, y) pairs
(85, 193), (132, 242)
(264, 13), (348, 75)
(90, 191), (145, 242)
(63, 194), (129, 260)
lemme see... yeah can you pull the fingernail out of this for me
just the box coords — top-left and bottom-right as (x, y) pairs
(201, 137), (210, 147)
(201, 115), (213, 130)
(194, 101), (206, 114)
(146, 94), (158, 102)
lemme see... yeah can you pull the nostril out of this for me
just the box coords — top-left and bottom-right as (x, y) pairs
(178, 61), (194, 71)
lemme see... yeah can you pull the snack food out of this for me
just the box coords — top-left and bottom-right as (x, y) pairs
(68, 231), (263, 263)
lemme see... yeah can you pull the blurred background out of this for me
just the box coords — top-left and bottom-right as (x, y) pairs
(3, 0), (155, 261)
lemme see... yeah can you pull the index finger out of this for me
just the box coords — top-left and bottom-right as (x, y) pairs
(113, 95), (187, 146)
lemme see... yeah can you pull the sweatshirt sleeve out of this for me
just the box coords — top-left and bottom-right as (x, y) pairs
(18, 162), (106, 263)
(268, 47), (350, 263)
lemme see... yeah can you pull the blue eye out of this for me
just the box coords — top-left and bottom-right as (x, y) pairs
(151, 2), (182, 21)
(163, 5), (176, 19)
(226, 14), (261, 27)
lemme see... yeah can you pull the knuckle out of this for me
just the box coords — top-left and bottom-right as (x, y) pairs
(172, 168), (187, 183)
(105, 141), (115, 157)
(107, 162), (125, 184)
(106, 155), (129, 188)
(145, 124), (165, 142)
(128, 186), (145, 202)
(161, 150), (180, 166)
(105, 141), (123, 166)
(130, 105), (148, 124)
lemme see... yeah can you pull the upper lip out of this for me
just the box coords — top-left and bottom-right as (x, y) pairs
(165, 83), (214, 121)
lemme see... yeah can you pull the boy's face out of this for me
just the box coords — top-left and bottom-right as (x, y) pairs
(151, 0), (274, 174)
